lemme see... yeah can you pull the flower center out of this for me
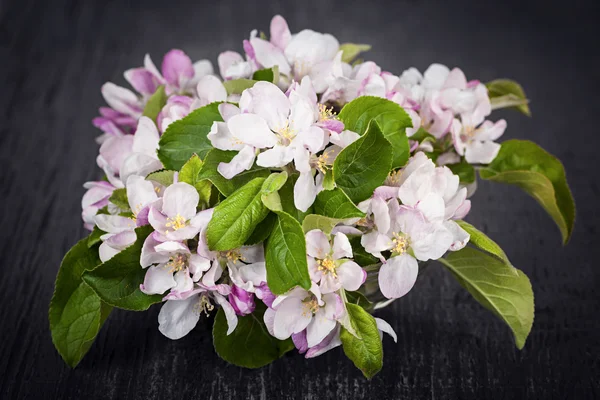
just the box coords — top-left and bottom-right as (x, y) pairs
(301, 298), (320, 317)
(165, 213), (187, 231)
(224, 249), (244, 264)
(386, 170), (402, 186)
(318, 103), (337, 122)
(317, 256), (338, 278)
(392, 232), (409, 255)
(193, 294), (214, 316)
(312, 149), (334, 174)
(166, 253), (188, 273)
(276, 120), (296, 145)
(460, 125), (476, 143)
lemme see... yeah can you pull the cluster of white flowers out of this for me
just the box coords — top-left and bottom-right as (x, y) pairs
(81, 15), (512, 361)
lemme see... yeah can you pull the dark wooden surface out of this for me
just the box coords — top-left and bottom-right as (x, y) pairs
(1, 0), (599, 398)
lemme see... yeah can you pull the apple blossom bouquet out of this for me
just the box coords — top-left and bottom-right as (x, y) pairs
(49, 15), (575, 378)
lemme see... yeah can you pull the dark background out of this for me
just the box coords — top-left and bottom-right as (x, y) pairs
(1, 0), (599, 398)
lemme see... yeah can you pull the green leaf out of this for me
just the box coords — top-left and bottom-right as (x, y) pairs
(345, 290), (373, 309)
(301, 214), (342, 235)
(252, 65), (279, 83)
(87, 226), (105, 248)
(223, 79), (257, 95)
(142, 85), (168, 121)
(338, 96), (411, 168)
(333, 121), (393, 203)
(82, 226), (163, 310)
(479, 140), (575, 244)
(313, 188), (365, 219)
(265, 211), (312, 294)
(276, 174), (311, 222)
(260, 171), (289, 212)
(486, 79), (531, 116)
(108, 188), (129, 210)
(179, 154), (212, 208)
(447, 160), (476, 184)
(49, 238), (112, 367)
(456, 220), (510, 265)
(146, 169), (176, 186)
(197, 149), (270, 197)
(438, 247), (534, 349)
(206, 178), (270, 251)
(213, 302), (293, 368)
(245, 212), (277, 245)
(339, 43), (372, 63)
(340, 303), (383, 379)
(157, 102), (222, 170)
(348, 236), (378, 267)
(322, 169), (335, 191)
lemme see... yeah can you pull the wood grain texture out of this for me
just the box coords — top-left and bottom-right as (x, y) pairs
(1, 0), (599, 398)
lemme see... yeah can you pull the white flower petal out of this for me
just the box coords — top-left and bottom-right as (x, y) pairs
(162, 182), (199, 220)
(378, 254), (419, 299)
(158, 297), (200, 340)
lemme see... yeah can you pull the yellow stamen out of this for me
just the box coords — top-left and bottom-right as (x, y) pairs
(317, 256), (337, 278)
(301, 298), (320, 317)
(166, 253), (187, 273)
(386, 170), (402, 185)
(315, 150), (334, 174)
(193, 294), (214, 316)
(277, 120), (296, 144)
(224, 249), (244, 264)
(165, 214), (187, 231)
(318, 103), (336, 122)
(391, 232), (409, 255)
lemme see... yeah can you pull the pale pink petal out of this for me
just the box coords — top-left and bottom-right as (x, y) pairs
(465, 141), (501, 164)
(256, 145), (295, 168)
(264, 307), (276, 336)
(336, 261), (365, 291)
(306, 311), (336, 348)
(270, 15), (291, 50)
(444, 220), (470, 251)
(213, 293), (239, 335)
(124, 68), (158, 95)
(196, 75), (227, 105)
(476, 119), (506, 142)
(361, 231), (393, 257)
(305, 229), (332, 259)
(158, 297), (200, 340)
(99, 241), (121, 262)
(238, 81), (291, 130)
(101, 82), (142, 117)
(306, 325), (341, 358)
(188, 254), (212, 282)
(120, 153), (163, 184)
(162, 182), (199, 220)
(217, 145), (257, 179)
(293, 172), (318, 212)
(273, 297), (312, 340)
(332, 232), (352, 260)
(94, 214), (136, 234)
(208, 121), (245, 151)
(371, 196), (391, 235)
(104, 230), (136, 250)
(375, 317), (397, 342)
(227, 113), (278, 149)
(132, 116), (160, 156)
(161, 49), (194, 87)
(141, 233), (170, 268)
(378, 254), (418, 299)
(250, 37), (291, 76)
(140, 265), (177, 295)
(218, 103), (240, 122)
